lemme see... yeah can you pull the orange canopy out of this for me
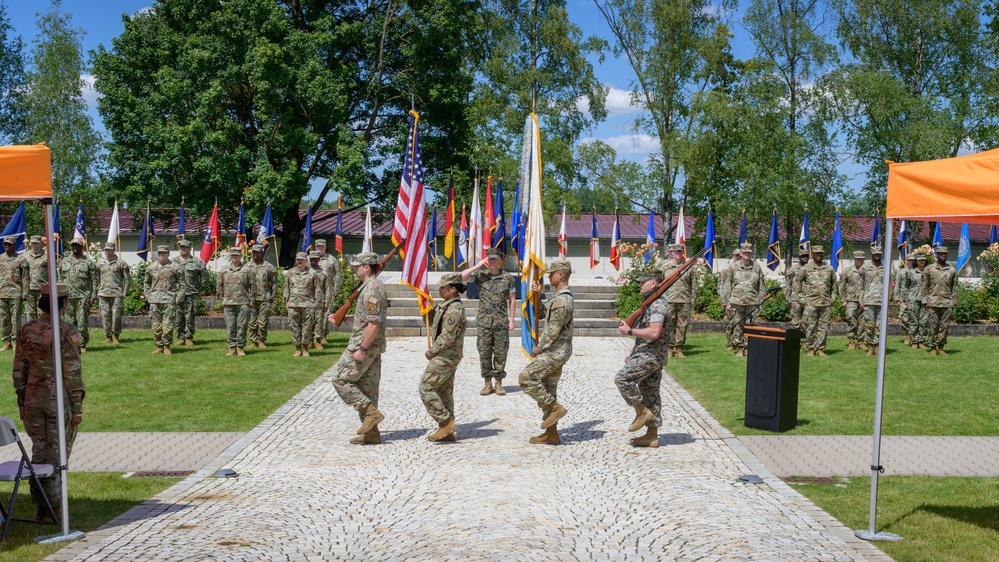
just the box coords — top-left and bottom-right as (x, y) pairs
(0, 145), (52, 200)
(886, 147), (999, 224)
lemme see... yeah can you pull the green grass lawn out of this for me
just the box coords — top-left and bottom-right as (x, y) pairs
(669, 333), (999, 436)
(0, 472), (180, 561)
(0, 329), (347, 432)
(792, 476), (999, 562)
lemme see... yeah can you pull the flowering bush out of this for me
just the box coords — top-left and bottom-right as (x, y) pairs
(614, 242), (661, 318)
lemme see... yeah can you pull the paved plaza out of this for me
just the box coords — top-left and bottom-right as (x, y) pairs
(46, 336), (889, 561)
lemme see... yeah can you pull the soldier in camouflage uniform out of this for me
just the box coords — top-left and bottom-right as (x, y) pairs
(0, 236), (29, 350)
(461, 247), (515, 395)
(143, 246), (182, 354)
(97, 242), (130, 344)
(308, 251), (330, 350)
(722, 242), (767, 358)
(172, 239), (207, 346)
(718, 248), (742, 351)
(518, 260), (573, 445)
(218, 248), (253, 356)
(920, 247), (957, 356)
(839, 251), (865, 350)
(859, 246), (885, 355)
(285, 252), (316, 357)
(615, 267), (669, 448)
(657, 244), (694, 358)
(786, 249), (809, 331)
(420, 272), (467, 442)
(894, 255), (916, 345)
(908, 252), (929, 348)
(12, 283), (85, 520)
(331, 252), (388, 445)
(23, 236), (49, 322)
(58, 238), (98, 352)
(247, 245), (278, 347)
(314, 239), (342, 345)
(794, 246), (837, 356)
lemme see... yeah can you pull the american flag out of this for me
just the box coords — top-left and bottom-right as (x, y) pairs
(393, 111), (432, 314)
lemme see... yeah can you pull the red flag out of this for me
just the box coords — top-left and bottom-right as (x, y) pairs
(335, 195), (344, 255)
(484, 176), (495, 248)
(444, 173), (455, 258)
(199, 204), (220, 262)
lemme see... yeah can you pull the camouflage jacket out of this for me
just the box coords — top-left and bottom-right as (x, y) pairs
(795, 262), (837, 307)
(143, 261), (181, 304)
(12, 314), (85, 415)
(859, 263), (884, 306)
(785, 261), (804, 303)
(536, 287), (573, 360)
(904, 268), (924, 302)
(717, 263), (735, 305)
(427, 297), (465, 360)
(317, 254), (343, 302)
(172, 255), (207, 297)
(58, 254), (98, 301)
(0, 251), (29, 298)
(247, 260), (278, 301)
(25, 250), (49, 291)
(838, 264), (863, 303)
(217, 263), (253, 306)
(632, 294), (670, 365)
(723, 261), (766, 306)
(658, 259), (695, 303)
(310, 265), (330, 307)
(97, 257), (131, 298)
(920, 262), (957, 307)
(349, 278), (387, 355)
(284, 266), (316, 308)
(474, 269), (515, 324)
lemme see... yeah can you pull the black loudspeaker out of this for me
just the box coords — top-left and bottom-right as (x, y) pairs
(744, 326), (804, 432)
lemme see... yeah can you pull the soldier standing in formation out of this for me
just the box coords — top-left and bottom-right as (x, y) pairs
(615, 267), (668, 448)
(658, 244), (694, 358)
(247, 245), (277, 348)
(419, 272), (467, 442)
(143, 245), (181, 355)
(285, 252), (316, 357)
(314, 239), (342, 345)
(308, 251), (330, 350)
(331, 252), (388, 445)
(721, 242), (766, 358)
(97, 242), (130, 344)
(908, 252), (929, 348)
(839, 251), (865, 350)
(518, 260), (574, 446)
(218, 248), (252, 356)
(785, 249), (809, 331)
(921, 247), (957, 356)
(172, 239), (207, 346)
(58, 238), (98, 353)
(894, 255), (916, 345)
(0, 237), (28, 351)
(23, 236), (49, 321)
(795, 246), (837, 356)
(859, 246), (885, 355)
(718, 248), (741, 351)
(461, 248), (515, 396)
(12, 283), (85, 522)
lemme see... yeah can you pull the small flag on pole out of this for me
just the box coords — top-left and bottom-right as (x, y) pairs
(335, 196), (344, 257)
(491, 178), (507, 260)
(589, 206), (600, 270)
(897, 220), (908, 267)
(831, 210), (844, 273)
(457, 205), (468, 268)
(675, 206), (686, 259)
(52, 200), (62, 257)
(767, 208), (780, 272)
(870, 209), (881, 248)
(74, 201), (86, 245)
(107, 200), (120, 248)
(0, 202), (26, 252)
(798, 209), (811, 256)
(234, 200), (247, 248)
(177, 197), (186, 240)
(738, 209), (747, 245)
(703, 208), (717, 272)
(957, 223), (971, 274)
(558, 205), (568, 258)
(300, 204), (313, 253)
(644, 211), (656, 265)
(136, 200), (155, 261)
(199, 203), (220, 262)
(609, 208), (621, 271)
(362, 205), (373, 253)
(256, 202), (276, 256)
(444, 173), (455, 260)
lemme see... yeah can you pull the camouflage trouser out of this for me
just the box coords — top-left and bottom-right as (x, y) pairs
(518, 352), (567, 417)
(926, 306), (952, 349)
(666, 302), (691, 347)
(332, 350), (382, 414)
(99, 296), (124, 337)
(614, 352), (664, 428)
(63, 297), (90, 348)
(24, 289), (41, 322)
(789, 301), (804, 330)
(248, 300), (271, 343)
(722, 304), (736, 347)
(844, 301), (863, 341)
(175, 294), (199, 341)
(224, 304), (249, 348)
(150, 302), (176, 346)
(728, 304), (755, 349)
(419, 355), (460, 423)
(862, 305), (882, 346)
(907, 300), (926, 344)
(476, 318), (510, 379)
(312, 304), (327, 342)
(23, 409), (78, 507)
(803, 305), (831, 350)
(288, 306), (313, 346)
(898, 302), (911, 336)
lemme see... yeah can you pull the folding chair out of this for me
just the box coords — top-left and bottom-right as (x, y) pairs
(0, 416), (58, 542)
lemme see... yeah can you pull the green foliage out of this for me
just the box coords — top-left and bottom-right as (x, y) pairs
(272, 267), (286, 317)
(954, 282), (989, 324)
(0, 2), (26, 145)
(695, 270), (724, 321)
(331, 258), (359, 315)
(613, 241), (662, 318)
(760, 278), (789, 321)
(124, 261), (148, 316)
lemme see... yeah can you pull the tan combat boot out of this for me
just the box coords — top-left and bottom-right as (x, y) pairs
(480, 378), (494, 396)
(349, 427), (381, 445)
(735, 348), (745, 358)
(357, 403), (385, 435)
(493, 378), (506, 396)
(301, 346), (310, 357)
(674, 346), (686, 358)
(236, 347), (246, 357)
(0, 342), (11, 351)
(106, 337), (113, 344)
(185, 339), (194, 346)
(541, 403), (567, 429)
(80, 347), (87, 354)
(226, 347), (236, 357)
(815, 349), (827, 357)
(428, 419), (457, 442)
(292, 346), (302, 357)
(937, 347), (948, 356)
(904, 336), (911, 345)
(865, 346), (875, 356)
(630, 425), (659, 448)
(847, 339), (856, 350)
(163, 345), (172, 355)
(313, 341), (323, 351)
(258, 341), (267, 348)
(529, 425), (560, 445)
(629, 404), (654, 432)
(725, 345), (735, 352)
(911, 344), (919, 350)
(440, 432), (457, 442)
(806, 349), (815, 356)
(151, 346), (163, 355)
(929, 347), (938, 356)
(112, 335), (120, 344)
(320, 337), (328, 345)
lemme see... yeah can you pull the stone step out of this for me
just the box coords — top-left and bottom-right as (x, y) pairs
(386, 297), (617, 307)
(386, 307), (618, 319)
(384, 286), (620, 298)
(385, 327), (624, 338)
(386, 317), (619, 329)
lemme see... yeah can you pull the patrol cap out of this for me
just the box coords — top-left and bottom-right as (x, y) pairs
(440, 272), (464, 287)
(2, 236), (14, 245)
(914, 251), (928, 260)
(104, 242), (116, 251)
(295, 251), (308, 260)
(936, 246), (949, 254)
(71, 237), (85, 247)
(315, 239), (327, 246)
(178, 239), (192, 248)
(638, 267), (664, 283)
(156, 245), (170, 253)
(871, 245), (883, 255)
(811, 245), (824, 253)
(308, 250), (321, 258)
(853, 250), (866, 259)
(486, 247), (503, 259)
(29, 235), (42, 244)
(731, 247), (742, 256)
(799, 248), (810, 256)
(740, 242), (753, 253)
(251, 244), (265, 252)
(666, 243), (684, 253)
(350, 252), (379, 266)
(547, 260), (572, 274)
(229, 248), (242, 256)
(40, 283), (69, 297)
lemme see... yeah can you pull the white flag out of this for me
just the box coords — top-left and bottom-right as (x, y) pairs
(107, 200), (120, 246)
(470, 177), (482, 260)
(675, 206), (687, 259)
(362, 205), (373, 253)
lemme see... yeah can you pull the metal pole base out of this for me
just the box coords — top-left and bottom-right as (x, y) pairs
(34, 529), (85, 544)
(854, 529), (902, 542)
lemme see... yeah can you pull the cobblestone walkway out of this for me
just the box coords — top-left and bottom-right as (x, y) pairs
(49, 337), (888, 561)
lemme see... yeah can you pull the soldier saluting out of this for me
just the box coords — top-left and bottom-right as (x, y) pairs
(460, 247), (515, 396)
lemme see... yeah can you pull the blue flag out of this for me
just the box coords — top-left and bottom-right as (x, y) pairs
(52, 200), (62, 257)
(235, 200), (247, 248)
(177, 197), (186, 240)
(738, 209), (747, 245)
(956, 223), (971, 273)
(990, 225), (998, 247)
(491, 178), (507, 260)
(932, 222), (942, 250)
(428, 206), (438, 270)
(767, 208), (780, 271)
(73, 201), (86, 243)
(257, 202), (276, 256)
(644, 210), (656, 264)
(798, 210), (810, 255)
(897, 220), (908, 267)
(300, 205), (313, 253)
(870, 209), (881, 248)
(830, 210), (844, 272)
(703, 208), (717, 272)
(0, 202), (27, 252)
(509, 180), (522, 265)
(136, 201), (155, 261)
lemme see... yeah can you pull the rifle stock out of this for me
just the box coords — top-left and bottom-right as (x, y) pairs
(623, 247), (709, 328)
(330, 240), (405, 327)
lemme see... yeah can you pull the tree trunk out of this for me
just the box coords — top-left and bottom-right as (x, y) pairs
(277, 204), (305, 268)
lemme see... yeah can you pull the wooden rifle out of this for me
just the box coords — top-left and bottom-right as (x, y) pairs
(623, 246), (709, 328)
(329, 240), (405, 327)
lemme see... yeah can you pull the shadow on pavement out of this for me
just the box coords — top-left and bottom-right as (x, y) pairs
(379, 428), (426, 441)
(559, 420), (606, 443)
(456, 419), (502, 440)
(661, 433), (695, 446)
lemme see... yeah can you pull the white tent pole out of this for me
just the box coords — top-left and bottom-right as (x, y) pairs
(854, 216), (902, 542)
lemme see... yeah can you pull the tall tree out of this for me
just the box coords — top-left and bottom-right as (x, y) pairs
(0, 1), (26, 145)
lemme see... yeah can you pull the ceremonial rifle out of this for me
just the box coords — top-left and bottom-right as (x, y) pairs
(623, 247), (709, 328)
(329, 239), (405, 327)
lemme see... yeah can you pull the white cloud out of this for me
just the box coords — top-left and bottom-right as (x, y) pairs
(577, 86), (644, 119)
(601, 133), (660, 155)
(133, 6), (155, 17)
(80, 74), (101, 107)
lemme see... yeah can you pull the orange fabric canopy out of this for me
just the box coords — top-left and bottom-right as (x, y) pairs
(0, 145), (52, 200)
(886, 147), (999, 224)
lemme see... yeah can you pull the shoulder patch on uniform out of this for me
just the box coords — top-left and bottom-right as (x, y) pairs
(365, 301), (376, 313)
(447, 317), (455, 325)
(71, 333), (82, 343)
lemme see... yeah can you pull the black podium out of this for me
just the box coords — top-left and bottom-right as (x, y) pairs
(744, 326), (804, 432)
